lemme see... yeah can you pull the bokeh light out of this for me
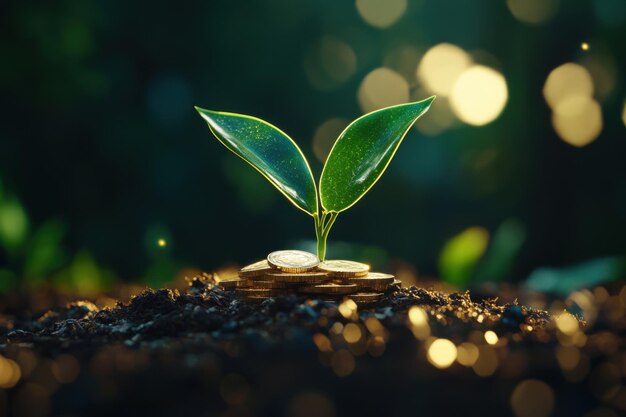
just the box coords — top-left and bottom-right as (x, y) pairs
(416, 43), (472, 97)
(510, 380), (555, 417)
(408, 306), (428, 327)
(552, 97), (603, 147)
(313, 333), (333, 353)
(484, 330), (499, 345)
(450, 65), (508, 126)
(343, 323), (363, 344)
(338, 299), (358, 320)
(506, 0), (559, 25)
(456, 342), (479, 367)
(543, 63), (594, 109)
(581, 42), (590, 51)
(355, 0), (407, 29)
(622, 100), (626, 127)
(473, 345), (498, 377)
(555, 312), (580, 335)
(364, 317), (387, 339)
(0, 355), (21, 389)
(304, 37), (357, 92)
(357, 67), (409, 113)
(408, 306), (431, 340)
(543, 63), (603, 146)
(331, 349), (355, 377)
(312, 118), (349, 163)
(427, 338), (457, 369)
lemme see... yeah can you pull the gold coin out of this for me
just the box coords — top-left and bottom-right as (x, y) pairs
(246, 280), (302, 289)
(235, 288), (288, 297)
(348, 292), (383, 303)
(239, 259), (273, 278)
(266, 271), (329, 284)
(318, 260), (370, 277)
(267, 250), (319, 272)
(347, 272), (394, 290)
(358, 282), (391, 292)
(352, 272), (394, 283)
(235, 287), (272, 296)
(217, 278), (244, 290)
(298, 283), (358, 295)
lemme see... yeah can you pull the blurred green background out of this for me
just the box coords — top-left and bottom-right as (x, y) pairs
(0, 0), (625, 293)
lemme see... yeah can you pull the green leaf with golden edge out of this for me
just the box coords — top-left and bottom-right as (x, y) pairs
(195, 107), (318, 215)
(319, 97), (435, 212)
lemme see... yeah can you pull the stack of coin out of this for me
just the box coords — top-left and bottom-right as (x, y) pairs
(213, 250), (401, 305)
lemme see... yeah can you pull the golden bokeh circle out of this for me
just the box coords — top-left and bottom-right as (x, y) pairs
(450, 65), (508, 126)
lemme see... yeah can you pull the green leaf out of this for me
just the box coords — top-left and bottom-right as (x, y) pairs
(195, 107), (318, 215)
(319, 97), (435, 212)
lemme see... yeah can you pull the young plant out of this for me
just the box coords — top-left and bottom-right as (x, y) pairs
(195, 97), (435, 261)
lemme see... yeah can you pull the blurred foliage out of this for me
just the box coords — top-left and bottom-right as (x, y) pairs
(438, 227), (490, 286)
(438, 219), (527, 286)
(0, 178), (115, 294)
(525, 256), (626, 296)
(0, 0), (625, 292)
(475, 219), (526, 283)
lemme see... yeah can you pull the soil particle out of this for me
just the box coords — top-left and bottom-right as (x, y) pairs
(1, 274), (554, 354)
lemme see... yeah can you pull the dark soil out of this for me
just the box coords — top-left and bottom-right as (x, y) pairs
(0, 274), (623, 417)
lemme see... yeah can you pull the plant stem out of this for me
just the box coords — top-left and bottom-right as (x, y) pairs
(314, 211), (338, 261)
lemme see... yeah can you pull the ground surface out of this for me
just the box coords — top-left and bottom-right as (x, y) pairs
(0, 274), (624, 417)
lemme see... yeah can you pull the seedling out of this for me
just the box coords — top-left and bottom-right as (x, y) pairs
(195, 97), (435, 261)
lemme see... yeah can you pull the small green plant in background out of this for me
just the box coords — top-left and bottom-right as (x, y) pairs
(0, 177), (117, 294)
(196, 97), (435, 260)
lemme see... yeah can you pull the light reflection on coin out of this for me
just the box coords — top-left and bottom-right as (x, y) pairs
(348, 272), (394, 290)
(235, 288), (288, 297)
(348, 292), (383, 303)
(239, 259), (273, 278)
(267, 272), (329, 284)
(267, 250), (319, 272)
(217, 278), (244, 289)
(318, 260), (370, 277)
(298, 283), (358, 295)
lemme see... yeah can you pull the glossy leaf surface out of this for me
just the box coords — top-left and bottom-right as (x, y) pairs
(319, 98), (434, 212)
(196, 108), (318, 215)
